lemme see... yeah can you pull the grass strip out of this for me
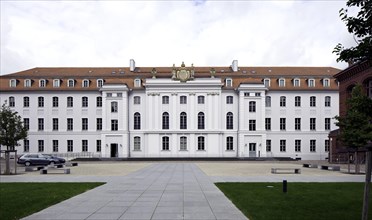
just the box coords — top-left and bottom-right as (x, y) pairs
(0, 182), (104, 220)
(216, 182), (371, 220)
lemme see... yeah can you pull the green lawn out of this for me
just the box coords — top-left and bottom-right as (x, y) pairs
(0, 182), (104, 220)
(216, 182), (372, 220)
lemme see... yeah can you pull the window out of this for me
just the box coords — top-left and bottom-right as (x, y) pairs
(39, 79), (46, 87)
(280, 140), (286, 152)
(38, 140), (44, 152)
(134, 112), (141, 130)
(266, 140), (271, 152)
(38, 118), (44, 131)
(10, 79), (17, 87)
(111, 119), (118, 131)
(162, 136), (170, 151)
(265, 118), (271, 130)
(310, 118), (316, 130)
(134, 137), (141, 151)
(162, 112), (169, 129)
(134, 78), (141, 87)
(111, 101), (118, 112)
(52, 96), (59, 107)
(23, 97), (29, 107)
(67, 97), (73, 107)
(23, 118), (29, 130)
(52, 118), (58, 131)
(96, 140), (101, 152)
(82, 97), (88, 107)
(96, 118), (102, 130)
(295, 96), (301, 107)
(82, 140), (88, 152)
(293, 78), (300, 87)
(308, 79), (315, 87)
(295, 140), (301, 152)
(264, 78), (270, 87)
(24, 79), (31, 87)
(117, 93), (122, 97)
(280, 96), (286, 107)
(97, 79), (104, 88)
(279, 78), (285, 87)
(67, 140), (73, 152)
(325, 118), (331, 130)
(9, 97), (15, 107)
(226, 78), (232, 87)
(68, 79), (75, 87)
(325, 140), (330, 152)
(162, 96), (169, 104)
(244, 92), (250, 97)
(280, 118), (286, 130)
(53, 79), (60, 87)
(255, 92), (261, 97)
(295, 118), (301, 130)
(310, 140), (316, 152)
(325, 96), (331, 107)
(323, 78), (330, 87)
(38, 96), (44, 107)
(134, 96), (141, 104)
(67, 118), (73, 131)
(107, 93), (112, 97)
(226, 112), (233, 129)
(249, 120), (256, 131)
(82, 118), (88, 130)
(226, 96), (233, 104)
(226, 137), (233, 151)
(198, 96), (205, 104)
(180, 96), (187, 104)
(198, 136), (205, 150)
(265, 96), (271, 107)
(180, 112), (187, 129)
(53, 140), (58, 152)
(82, 79), (89, 88)
(198, 112), (205, 129)
(249, 101), (256, 112)
(96, 96), (102, 107)
(24, 140), (29, 152)
(310, 96), (316, 107)
(180, 136), (187, 151)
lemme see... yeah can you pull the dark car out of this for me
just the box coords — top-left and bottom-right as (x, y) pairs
(17, 153), (66, 166)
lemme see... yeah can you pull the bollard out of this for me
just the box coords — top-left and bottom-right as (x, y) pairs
(283, 180), (287, 193)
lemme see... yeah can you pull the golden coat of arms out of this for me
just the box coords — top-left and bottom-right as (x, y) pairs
(172, 62), (195, 82)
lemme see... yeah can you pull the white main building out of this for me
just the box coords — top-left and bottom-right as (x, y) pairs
(0, 60), (340, 160)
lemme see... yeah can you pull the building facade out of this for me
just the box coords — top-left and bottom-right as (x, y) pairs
(0, 60), (340, 160)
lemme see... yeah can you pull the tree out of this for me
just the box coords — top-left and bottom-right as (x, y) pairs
(333, 0), (372, 63)
(0, 103), (28, 175)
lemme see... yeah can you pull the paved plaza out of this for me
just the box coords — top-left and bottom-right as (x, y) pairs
(0, 161), (366, 220)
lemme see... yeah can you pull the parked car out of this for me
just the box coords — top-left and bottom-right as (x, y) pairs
(17, 153), (66, 166)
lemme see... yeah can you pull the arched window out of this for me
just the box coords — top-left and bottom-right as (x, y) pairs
(38, 96), (44, 107)
(249, 101), (256, 112)
(162, 112), (169, 129)
(295, 96), (301, 107)
(96, 96), (102, 107)
(226, 137), (233, 151)
(325, 96), (331, 107)
(162, 136), (170, 151)
(82, 96), (88, 107)
(265, 96), (271, 107)
(264, 78), (270, 87)
(23, 97), (29, 107)
(134, 112), (141, 130)
(52, 96), (59, 107)
(226, 112), (233, 130)
(198, 112), (205, 129)
(310, 96), (316, 107)
(278, 78), (285, 87)
(180, 112), (187, 129)
(9, 96), (15, 107)
(280, 96), (286, 107)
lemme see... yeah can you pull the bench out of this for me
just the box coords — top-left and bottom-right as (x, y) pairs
(321, 165), (340, 171)
(25, 166), (44, 172)
(303, 164), (318, 168)
(271, 168), (301, 174)
(40, 168), (70, 174)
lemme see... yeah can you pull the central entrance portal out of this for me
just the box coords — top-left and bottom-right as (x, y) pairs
(110, 144), (118, 158)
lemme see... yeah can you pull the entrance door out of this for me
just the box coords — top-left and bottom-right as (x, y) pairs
(249, 143), (256, 157)
(110, 144), (118, 158)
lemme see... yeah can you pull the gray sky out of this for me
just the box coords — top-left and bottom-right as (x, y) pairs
(0, 0), (355, 75)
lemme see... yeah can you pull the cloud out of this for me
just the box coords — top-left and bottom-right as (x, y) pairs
(0, 0), (351, 75)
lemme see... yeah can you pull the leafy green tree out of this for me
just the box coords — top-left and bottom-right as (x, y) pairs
(0, 103), (28, 175)
(333, 0), (372, 63)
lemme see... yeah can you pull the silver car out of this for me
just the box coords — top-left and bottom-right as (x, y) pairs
(17, 153), (66, 166)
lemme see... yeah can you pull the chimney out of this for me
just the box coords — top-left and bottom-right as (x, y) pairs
(232, 60), (238, 72)
(130, 59), (136, 72)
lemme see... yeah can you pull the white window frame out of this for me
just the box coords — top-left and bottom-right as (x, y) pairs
(39, 79), (46, 88)
(264, 78), (270, 87)
(24, 79), (31, 87)
(293, 78), (300, 87)
(82, 79), (90, 88)
(53, 79), (60, 87)
(9, 79), (17, 87)
(308, 79), (315, 87)
(134, 78), (141, 87)
(68, 79), (75, 87)
(226, 78), (233, 87)
(323, 78), (330, 87)
(97, 79), (104, 88)
(278, 78), (285, 87)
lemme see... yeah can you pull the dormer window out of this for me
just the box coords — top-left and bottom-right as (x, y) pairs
(226, 78), (233, 87)
(308, 79), (315, 87)
(278, 78), (285, 87)
(82, 79), (90, 88)
(293, 78), (300, 87)
(53, 79), (60, 87)
(9, 79), (17, 87)
(264, 78), (270, 87)
(134, 78), (141, 87)
(24, 79), (31, 87)
(323, 78), (330, 87)
(68, 79), (75, 87)
(39, 79), (46, 88)
(97, 79), (104, 88)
